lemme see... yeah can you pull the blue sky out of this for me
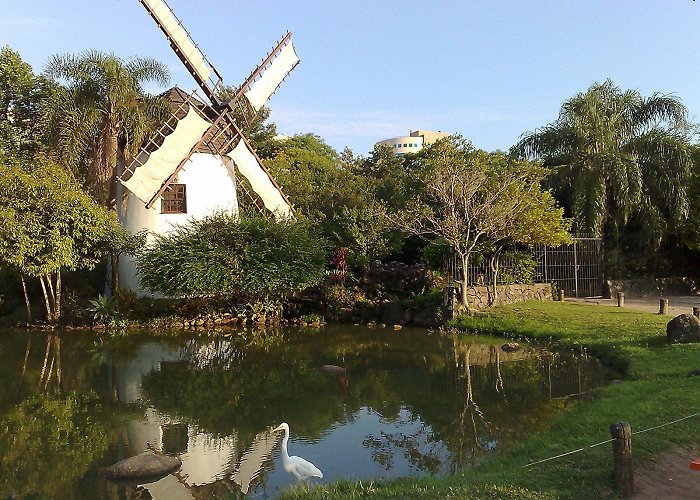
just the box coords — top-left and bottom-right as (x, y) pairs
(3, 1), (700, 156)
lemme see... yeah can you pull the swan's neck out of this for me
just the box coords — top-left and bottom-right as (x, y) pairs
(280, 427), (290, 460)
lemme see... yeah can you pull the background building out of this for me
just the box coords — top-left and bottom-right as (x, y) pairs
(376, 130), (449, 156)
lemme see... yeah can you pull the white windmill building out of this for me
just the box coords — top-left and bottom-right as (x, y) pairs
(118, 0), (298, 295)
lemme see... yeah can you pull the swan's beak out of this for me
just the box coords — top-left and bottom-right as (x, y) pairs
(272, 424), (284, 432)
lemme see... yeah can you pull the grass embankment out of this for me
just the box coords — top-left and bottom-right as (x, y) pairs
(283, 301), (700, 499)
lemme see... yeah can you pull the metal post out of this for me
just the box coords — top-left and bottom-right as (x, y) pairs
(573, 240), (579, 298)
(543, 246), (548, 283)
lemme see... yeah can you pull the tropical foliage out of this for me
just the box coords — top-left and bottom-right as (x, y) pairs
(0, 156), (126, 321)
(136, 213), (328, 300)
(43, 50), (170, 207)
(513, 79), (694, 243)
(396, 136), (571, 307)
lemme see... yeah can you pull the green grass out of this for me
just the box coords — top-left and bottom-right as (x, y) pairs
(283, 301), (700, 499)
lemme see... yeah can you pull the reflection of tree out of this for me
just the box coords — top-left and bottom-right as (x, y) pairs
(39, 335), (61, 389)
(363, 424), (443, 474)
(0, 393), (116, 498)
(133, 328), (609, 478)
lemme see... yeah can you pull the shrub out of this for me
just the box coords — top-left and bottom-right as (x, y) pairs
(499, 251), (537, 284)
(136, 213), (328, 301)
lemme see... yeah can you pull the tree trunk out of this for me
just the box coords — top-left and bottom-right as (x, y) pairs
(460, 254), (469, 307)
(489, 254), (500, 306)
(39, 275), (53, 322)
(20, 275), (32, 323)
(54, 270), (61, 321)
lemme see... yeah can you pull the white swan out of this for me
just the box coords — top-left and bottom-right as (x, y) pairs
(273, 422), (323, 481)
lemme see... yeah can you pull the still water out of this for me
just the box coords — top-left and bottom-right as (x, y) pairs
(0, 325), (611, 498)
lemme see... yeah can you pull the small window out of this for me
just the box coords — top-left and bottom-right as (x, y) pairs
(161, 184), (187, 214)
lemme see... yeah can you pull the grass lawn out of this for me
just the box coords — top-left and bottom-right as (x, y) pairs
(282, 301), (700, 499)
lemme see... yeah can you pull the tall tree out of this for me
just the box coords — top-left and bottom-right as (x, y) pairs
(513, 79), (693, 243)
(0, 46), (54, 156)
(0, 156), (125, 322)
(43, 51), (170, 207)
(397, 137), (570, 309)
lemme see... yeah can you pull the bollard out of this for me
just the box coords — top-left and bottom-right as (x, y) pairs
(693, 307), (700, 319)
(617, 292), (625, 308)
(558, 289), (565, 302)
(659, 298), (669, 315)
(610, 421), (634, 496)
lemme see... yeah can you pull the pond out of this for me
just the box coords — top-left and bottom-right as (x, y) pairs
(0, 325), (612, 498)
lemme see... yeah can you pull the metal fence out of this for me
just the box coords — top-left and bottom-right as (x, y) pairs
(445, 236), (603, 298)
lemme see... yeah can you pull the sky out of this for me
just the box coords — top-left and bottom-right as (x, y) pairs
(3, 0), (700, 156)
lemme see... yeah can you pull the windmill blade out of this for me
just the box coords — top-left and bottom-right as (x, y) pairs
(139, 0), (224, 103)
(227, 139), (292, 219)
(226, 32), (300, 113)
(120, 101), (212, 204)
(124, 92), (293, 217)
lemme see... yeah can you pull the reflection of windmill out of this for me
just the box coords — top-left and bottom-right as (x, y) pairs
(118, 0), (299, 294)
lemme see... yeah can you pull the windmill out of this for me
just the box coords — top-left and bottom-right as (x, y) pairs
(119, 0), (299, 219)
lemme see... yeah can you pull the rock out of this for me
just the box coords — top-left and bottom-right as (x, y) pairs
(380, 303), (405, 326)
(666, 314), (700, 343)
(393, 324), (402, 330)
(411, 308), (437, 327)
(609, 379), (625, 385)
(103, 451), (181, 480)
(501, 342), (521, 353)
(318, 365), (346, 374)
(686, 369), (700, 377)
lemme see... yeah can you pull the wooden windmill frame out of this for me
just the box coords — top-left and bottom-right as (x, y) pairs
(119, 0), (298, 218)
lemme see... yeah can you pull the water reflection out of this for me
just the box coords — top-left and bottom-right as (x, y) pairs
(0, 326), (611, 498)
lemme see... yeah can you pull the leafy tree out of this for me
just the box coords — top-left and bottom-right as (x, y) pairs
(396, 137), (570, 309)
(43, 51), (170, 207)
(217, 84), (280, 159)
(0, 156), (126, 321)
(0, 45), (55, 156)
(475, 157), (571, 304)
(513, 79), (693, 247)
(136, 212), (328, 300)
(265, 134), (397, 266)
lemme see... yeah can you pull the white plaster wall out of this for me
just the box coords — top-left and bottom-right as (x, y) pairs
(119, 152), (239, 295)
(376, 135), (424, 156)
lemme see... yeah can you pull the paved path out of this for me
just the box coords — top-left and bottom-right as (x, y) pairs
(568, 295), (700, 316)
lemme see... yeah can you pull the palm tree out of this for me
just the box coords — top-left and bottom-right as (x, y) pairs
(43, 51), (170, 208)
(513, 79), (693, 243)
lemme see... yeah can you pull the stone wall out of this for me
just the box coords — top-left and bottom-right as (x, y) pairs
(459, 283), (553, 310)
(604, 278), (698, 299)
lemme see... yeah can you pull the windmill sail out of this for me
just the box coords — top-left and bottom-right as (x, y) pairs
(122, 105), (211, 204)
(140, 0), (216, 89)
(227, 140), (292, 219)
(243, 41), (299, 111)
